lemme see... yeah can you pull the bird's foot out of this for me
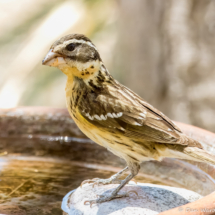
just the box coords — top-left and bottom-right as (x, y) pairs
(81, 177), (122, 188)
(81, 166), (130, 188)
(84, 190), (138, 207)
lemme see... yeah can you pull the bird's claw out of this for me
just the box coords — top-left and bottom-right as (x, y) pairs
(80, 178), (99, 187)
(84, 200), (96, 208)
(92, 181), (103, 188)
(81, 177), (121, 188)
(92, 178), (100, 180)
(84, 190), (138, 206)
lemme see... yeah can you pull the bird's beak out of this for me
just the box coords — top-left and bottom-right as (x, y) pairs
(42, 49), (66, 67)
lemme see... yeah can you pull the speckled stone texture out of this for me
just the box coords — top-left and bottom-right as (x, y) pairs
(61, 182), (202, 215)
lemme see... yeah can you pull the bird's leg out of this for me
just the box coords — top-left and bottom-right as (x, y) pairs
(84, 162), (140, 206)
(81, 166), (128, 187)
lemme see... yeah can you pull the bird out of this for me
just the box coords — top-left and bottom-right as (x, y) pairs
(42, 34), (215, 206)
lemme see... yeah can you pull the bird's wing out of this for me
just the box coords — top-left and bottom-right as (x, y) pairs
(78, 85), (189, 145)
(115, 84), (182, 133)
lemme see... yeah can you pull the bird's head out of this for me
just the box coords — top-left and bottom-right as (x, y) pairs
(42, 34), (102, 79)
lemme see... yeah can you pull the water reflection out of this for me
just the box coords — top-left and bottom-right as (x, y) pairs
(0, 155), (117, 214)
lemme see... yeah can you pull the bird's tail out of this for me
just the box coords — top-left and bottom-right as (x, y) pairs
(184, 147), (215, 165)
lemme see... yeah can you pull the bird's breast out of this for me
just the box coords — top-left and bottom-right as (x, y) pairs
(65, 82), (158, 164)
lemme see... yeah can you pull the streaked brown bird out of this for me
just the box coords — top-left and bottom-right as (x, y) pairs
(42, 34), (215, 205)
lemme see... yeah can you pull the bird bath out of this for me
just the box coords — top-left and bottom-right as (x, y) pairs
(0, 107), (215, 215)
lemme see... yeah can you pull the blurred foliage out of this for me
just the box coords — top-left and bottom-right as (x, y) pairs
(0, 0), (117, 108)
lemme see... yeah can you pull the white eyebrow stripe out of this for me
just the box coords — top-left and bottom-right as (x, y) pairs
(65, 39), (97, 50)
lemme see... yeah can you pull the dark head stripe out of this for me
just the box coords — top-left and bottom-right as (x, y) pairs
(52, 34), (95, 48)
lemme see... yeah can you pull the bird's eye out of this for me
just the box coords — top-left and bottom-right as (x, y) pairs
(66, 43), (76, 51)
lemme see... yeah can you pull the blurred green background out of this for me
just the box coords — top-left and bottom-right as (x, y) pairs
(0, 0), (215, 132)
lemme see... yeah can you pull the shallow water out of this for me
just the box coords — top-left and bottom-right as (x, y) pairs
(0, 155), (116, 214)
(0, 156), (160, 214)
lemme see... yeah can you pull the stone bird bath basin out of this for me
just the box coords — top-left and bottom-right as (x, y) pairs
(0, 107), (215, 215)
